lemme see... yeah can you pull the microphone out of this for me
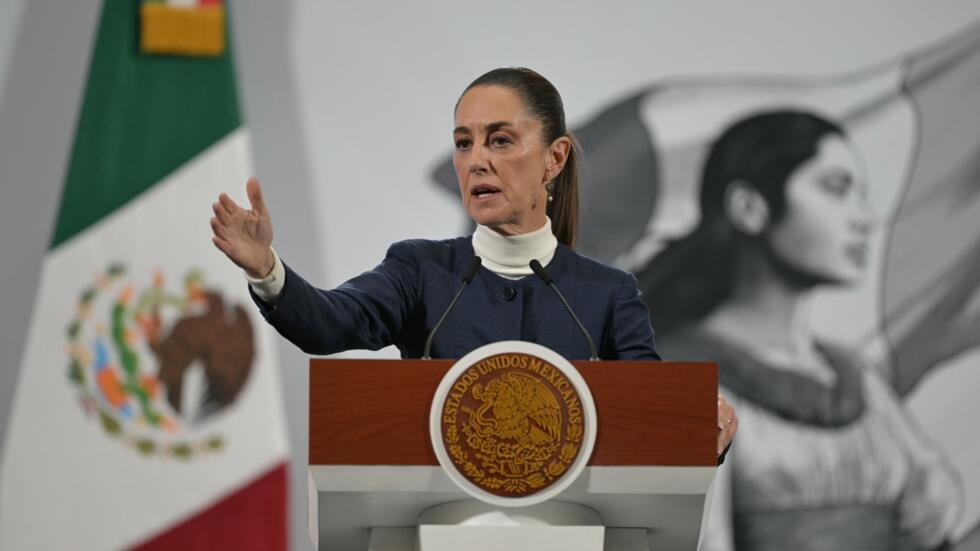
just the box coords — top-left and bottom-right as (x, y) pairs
(529, 259), (599, 361)
(422, 256), (482, 359)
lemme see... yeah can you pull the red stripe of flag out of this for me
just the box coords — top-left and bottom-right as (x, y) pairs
(131, 462), (288, 551)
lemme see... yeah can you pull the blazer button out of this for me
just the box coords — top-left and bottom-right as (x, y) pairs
(501, 287), (517, 301)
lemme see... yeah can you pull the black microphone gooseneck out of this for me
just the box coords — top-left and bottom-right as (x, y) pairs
(529, 259), (599, 361)
(422, 256), (482, 359)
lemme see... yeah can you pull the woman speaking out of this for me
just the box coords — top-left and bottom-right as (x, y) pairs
(209, 67), (736, 456)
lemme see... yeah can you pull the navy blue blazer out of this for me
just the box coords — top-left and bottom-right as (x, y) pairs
(251, 237), (661, 361)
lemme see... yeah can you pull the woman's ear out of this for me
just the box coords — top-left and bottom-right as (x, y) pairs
(723, 180), (770, 235)
(544, 136), (572, 182)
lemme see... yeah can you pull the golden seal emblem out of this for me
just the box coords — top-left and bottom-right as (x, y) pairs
(439, 350), (587, 498)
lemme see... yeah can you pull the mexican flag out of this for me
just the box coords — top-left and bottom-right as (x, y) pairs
(0, 1), (289, 550)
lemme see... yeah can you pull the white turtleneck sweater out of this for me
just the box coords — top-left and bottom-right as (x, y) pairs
(248, 218), (559, 302)
(471, 217), (557, 280)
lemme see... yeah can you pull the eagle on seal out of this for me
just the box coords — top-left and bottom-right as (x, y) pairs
(471, 371), (562, 446)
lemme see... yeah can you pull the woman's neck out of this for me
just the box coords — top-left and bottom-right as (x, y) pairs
(472, 218), (557, 279)
(703, 244), (818, 362)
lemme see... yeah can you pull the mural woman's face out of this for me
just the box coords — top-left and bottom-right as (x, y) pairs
(765, 135), (875, 284)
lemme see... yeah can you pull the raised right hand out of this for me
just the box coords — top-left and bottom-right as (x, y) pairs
(210, 177), (275, 278)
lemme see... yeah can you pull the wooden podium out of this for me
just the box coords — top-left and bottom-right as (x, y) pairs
(308, 359), (718, 550)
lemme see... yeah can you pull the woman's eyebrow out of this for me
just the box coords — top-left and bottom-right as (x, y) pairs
(485, 121), (514, 133)
(453, 121), (514, 134)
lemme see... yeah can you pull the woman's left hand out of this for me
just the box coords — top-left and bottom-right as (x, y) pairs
(718, 394), (737, 456)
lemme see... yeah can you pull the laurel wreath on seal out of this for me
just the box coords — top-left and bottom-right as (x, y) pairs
(66, 263), (224, 459)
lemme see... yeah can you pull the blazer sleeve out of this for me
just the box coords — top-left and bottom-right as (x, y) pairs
(607, 271), (662, 360)
(249, 242), (421, 355)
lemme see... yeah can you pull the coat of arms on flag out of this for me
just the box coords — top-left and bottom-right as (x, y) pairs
(67, 263), (256, 459)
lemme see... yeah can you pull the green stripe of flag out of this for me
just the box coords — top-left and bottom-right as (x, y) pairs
(51, 0), (240, 249)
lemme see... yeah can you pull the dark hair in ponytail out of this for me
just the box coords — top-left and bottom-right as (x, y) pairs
(460, 67), (580, 246)
(637, 110), (845, 332)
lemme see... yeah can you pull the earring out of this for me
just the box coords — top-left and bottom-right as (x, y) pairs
(545, 181), (554, 202)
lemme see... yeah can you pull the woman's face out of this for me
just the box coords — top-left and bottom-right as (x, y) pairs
(765, 135), (875, 284)
(453, 85), (553, 235)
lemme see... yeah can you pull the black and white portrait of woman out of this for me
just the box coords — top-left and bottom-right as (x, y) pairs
(570, 22), (980, 551)
(642, 109), (965, 551)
